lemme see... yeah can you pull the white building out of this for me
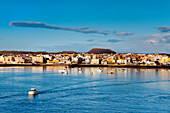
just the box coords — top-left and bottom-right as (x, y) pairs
(117, 60), (127, 64)
(91, 59), (100, 64)
(0, 55), (4, 63)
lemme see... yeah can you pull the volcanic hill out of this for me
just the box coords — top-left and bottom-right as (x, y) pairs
(87, 48), (116, 54)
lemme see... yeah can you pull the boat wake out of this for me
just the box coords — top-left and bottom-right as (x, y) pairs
(0, 93), (27, 99)
(0, 79), (110, 99)
(0, 79), (169, 99)
(39, 80), (170, 95)
(39, 79), (111, 94)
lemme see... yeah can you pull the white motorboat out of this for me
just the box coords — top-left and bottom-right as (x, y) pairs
(28, 88), (38, 95)
(78, 68), (82, 71)
(78, 68), (83, 73)
(59, 69), (68, 74)
(78, 71), (82, 73)
(96, 68), (102, 72)
(62, 71), (68, 75)
(59, 69), (68, 73)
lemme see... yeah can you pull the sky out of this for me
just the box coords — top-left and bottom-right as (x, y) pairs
(0, 0), (170, 53)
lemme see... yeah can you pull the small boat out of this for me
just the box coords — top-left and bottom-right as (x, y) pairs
(96, 68), (102, 72)
(78, 68), (83, 73)
(77, 68), (82, 73)
(78, 68), (82, 71)
(61, 71), (68, 74)
(28, 88), (38, 95)
(107, 72), (114, 74)
(122, 68), (126, 72)
(59, 69), (68, 74)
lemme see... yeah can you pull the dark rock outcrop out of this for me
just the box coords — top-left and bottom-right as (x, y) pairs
(87, 48), (116, 54)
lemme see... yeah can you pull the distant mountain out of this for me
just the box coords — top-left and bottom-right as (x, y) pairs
(56, 51), (77, 54)
(0, 51), (78, 54)
(0, 51), (48, 54)
(87, 48), (116, 54)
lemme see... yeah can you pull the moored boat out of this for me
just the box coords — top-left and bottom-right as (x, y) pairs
(96, 68), (102, 72)
(59, 69), (68, 74)
(107, 72), (114, 74)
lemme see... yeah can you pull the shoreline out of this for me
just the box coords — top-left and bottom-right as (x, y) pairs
(0, 63), (169, 69)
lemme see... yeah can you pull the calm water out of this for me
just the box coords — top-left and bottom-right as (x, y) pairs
(0, 66), (170, 113)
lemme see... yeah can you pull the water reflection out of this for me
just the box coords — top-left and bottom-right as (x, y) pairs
(0, 66), (170, 112)
(0, 66), (169, 80)
(28, 94), (38, 102)
(0, 67), (24, 73)
(26, 66), (169, 80)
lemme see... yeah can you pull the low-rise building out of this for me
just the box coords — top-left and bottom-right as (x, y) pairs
(31, 56), (43, 63)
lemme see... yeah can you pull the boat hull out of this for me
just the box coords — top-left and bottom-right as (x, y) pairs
(28, 91), (38, 95)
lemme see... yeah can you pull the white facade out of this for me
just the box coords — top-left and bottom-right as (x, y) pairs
(91, 59), (99, 64)
(117, 60), (127, 64)
(0, 56), (4, 63)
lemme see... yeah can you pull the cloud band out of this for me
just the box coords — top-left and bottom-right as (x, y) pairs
(10, 21), (109, 35)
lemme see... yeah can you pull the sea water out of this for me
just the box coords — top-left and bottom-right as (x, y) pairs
(0, 66), (169, 112)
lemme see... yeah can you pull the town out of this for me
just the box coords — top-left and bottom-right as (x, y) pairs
(0, 48), (170, 67)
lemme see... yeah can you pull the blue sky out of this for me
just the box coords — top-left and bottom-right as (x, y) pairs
(0, 0), (170, 53)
